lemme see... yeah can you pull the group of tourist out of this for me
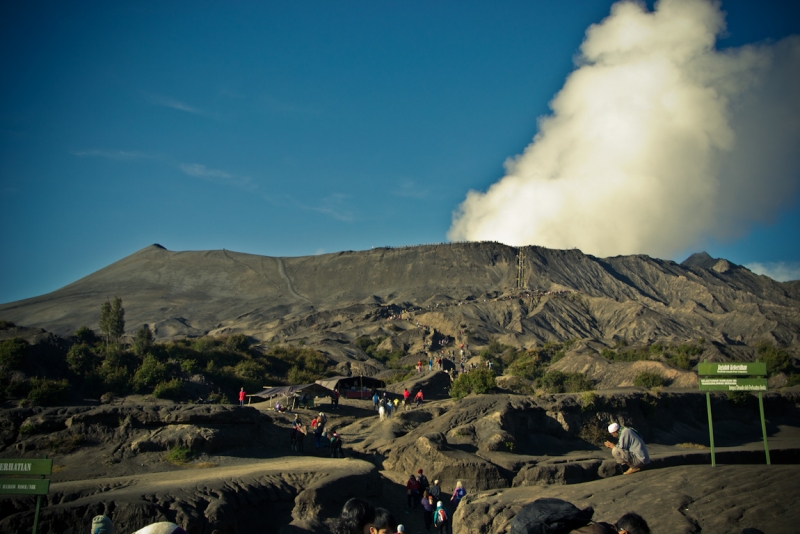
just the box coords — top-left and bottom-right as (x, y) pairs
(402, 470), (466, 533)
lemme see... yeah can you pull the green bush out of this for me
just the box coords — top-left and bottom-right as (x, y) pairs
(727, 390), (750, 405)
(538, 371), (594, 393)
(180, 359), (198, 374)
(757, 343), (793, 376)
(27, 377), (70, 405)
(634, 372), (665, 389)
(98, 364), (131, 395)
(165, 445), (192, 465)
(669, 352), (692, 371)
(449, 369), (496, 400)
(235, 359), (265, 381)
(225, 334), (252, 353)
(787, 373), (800, 387)
(207, 390), (230, 404)
(133, 325), (155, 357)
(0, 338), (29, 370)
(66, 343), (98, 375)
(74, 326), (99, 345)
(132, 354), (168, 392)
(507, 350), (547, 381)
(153, 379), (184, 400)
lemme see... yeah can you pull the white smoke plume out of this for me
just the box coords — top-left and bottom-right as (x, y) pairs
(448, 0), (800, 258)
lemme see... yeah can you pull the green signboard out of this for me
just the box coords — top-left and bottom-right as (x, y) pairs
(699, 377), (768, 391)
(697, 362), (767, 376)
(0, 478), (50, 495)
(0, 459), (53, 476)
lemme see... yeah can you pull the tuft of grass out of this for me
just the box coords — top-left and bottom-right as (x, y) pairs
(578, 391), (597, 412)
(164, 445), (193, 466)
(677, 442), (707, 449)
(193, 461), (217, 469)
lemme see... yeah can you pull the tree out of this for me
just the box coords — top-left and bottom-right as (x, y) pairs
(99, 297), (125, 345)
(133, 324), (154, 357)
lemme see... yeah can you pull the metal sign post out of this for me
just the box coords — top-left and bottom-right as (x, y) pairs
(698, 361), (770, 466)
(0, 457), (52, 534)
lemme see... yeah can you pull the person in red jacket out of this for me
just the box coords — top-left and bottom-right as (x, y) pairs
(405, 473), (420, 513)
(239, 387), (246, 407)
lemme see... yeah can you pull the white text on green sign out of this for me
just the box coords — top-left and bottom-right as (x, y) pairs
(699, 377), (768, 391)
(0, 478), (50, 495)
(697, 362), (766, 376)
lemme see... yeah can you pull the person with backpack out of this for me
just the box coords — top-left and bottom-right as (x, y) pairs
(329, 429), (344, 458)
(417, 469), (429, 493)
(433, 501), (449, 534)
(406, 473), (420, 513)
(450, 480), (466, 508)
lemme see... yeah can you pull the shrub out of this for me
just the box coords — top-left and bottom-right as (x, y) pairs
(579, 391), (597, 412)
(578, 420), (608, 447)
(133, 325), (155, 357)
(207, 390), (230, 404)
(153, 379), (184, 400)
(226, 334), (251, 353)
(66, 343), (98, 375)
(0, 338), (29, 370)
(132, 354), (168, 392)
(757, 343), (793, 376)
(164, 445), (192, 465)
(634, 372), (665, 389)
(180, 359), (198, 374)
(507, 350), (546, 381)
(787, 373), (800, 387)
(727, 390), (750, 405)
(538, 371), (594, 394)
(669, 352), (692, 371)
(27, 377), (70, 405)
(449, 369), (496, 400)
(98, 364), (131, 395)
(74, 326), (99, 345)
(235, 359), (265, 381)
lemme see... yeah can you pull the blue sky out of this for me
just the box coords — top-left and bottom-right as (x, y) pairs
(1, 0), (799, 304)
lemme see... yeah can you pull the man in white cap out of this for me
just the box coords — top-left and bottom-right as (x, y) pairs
(395, 524), (405, 533)
(604, 422), (650, 474)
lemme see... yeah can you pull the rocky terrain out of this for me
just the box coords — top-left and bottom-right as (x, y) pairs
(1, 242), (799, 533)
(1, 383), (799, 533)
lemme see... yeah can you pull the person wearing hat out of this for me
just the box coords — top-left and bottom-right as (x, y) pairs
(604, 423), (650, 475)
(91, 515), (113, 534)
(395, 525), (405, 533)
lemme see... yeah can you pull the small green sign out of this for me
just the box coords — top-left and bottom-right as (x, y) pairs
(0, 459), (52, 476)
(0, 478), (50, 495)
(699, 377), (768, 391)
(698, 362), (766, 376)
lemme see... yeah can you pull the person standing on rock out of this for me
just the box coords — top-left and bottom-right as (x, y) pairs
(239, 387), (246, 407)
(604, 423), (650, 475)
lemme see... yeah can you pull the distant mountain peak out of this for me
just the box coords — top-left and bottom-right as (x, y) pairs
(681, 252), (717, 269)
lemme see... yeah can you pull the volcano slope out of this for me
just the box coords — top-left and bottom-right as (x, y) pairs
(0, 243), (798, 361)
